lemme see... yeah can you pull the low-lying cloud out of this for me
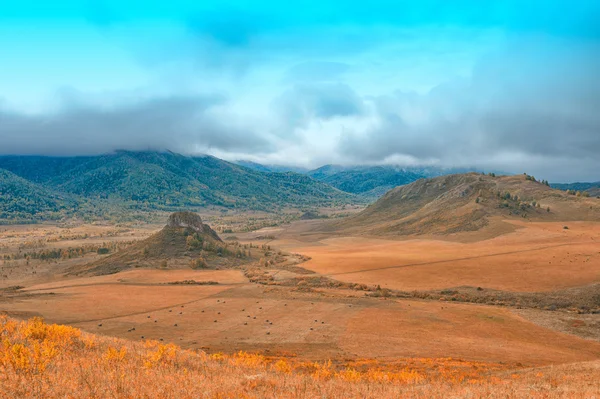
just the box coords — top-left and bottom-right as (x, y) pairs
(0, 95), (272, 156)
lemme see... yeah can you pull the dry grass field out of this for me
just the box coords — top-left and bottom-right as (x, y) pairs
(1, 205), (600, 397)
(284, 221), (600, 292)
(1, 316), (599, 398)
(6, 275), (600, 365)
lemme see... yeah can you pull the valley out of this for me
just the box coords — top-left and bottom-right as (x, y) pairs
(1, 175), (599, 397)
(2, 213), (599, 363)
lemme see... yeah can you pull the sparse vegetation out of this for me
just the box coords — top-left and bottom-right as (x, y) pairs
(327, 173), (600, 237)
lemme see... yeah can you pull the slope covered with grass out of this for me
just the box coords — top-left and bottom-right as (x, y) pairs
(327, 173), (600, 237)
(1, 316), (599, 398)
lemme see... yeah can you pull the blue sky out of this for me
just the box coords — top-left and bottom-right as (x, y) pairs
(1, 1), (599, 181)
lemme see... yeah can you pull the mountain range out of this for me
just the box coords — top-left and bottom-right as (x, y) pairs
(1, 151), (599, 224)
(239, 162), (493, 197)
(0, 151), (353, 223)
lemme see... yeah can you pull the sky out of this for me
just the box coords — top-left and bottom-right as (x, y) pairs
(0, 1), (599, 182)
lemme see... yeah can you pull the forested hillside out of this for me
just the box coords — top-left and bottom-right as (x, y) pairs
(0, 151), (357, 223)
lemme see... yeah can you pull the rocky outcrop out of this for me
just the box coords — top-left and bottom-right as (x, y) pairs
(167, 212), (222, 241)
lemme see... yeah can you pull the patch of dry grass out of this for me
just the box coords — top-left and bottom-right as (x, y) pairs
(1, 315), (599, 398)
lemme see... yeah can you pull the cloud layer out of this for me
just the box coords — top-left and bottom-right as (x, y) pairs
(0, 1), (599, 181)
(0, 96), (271, 155)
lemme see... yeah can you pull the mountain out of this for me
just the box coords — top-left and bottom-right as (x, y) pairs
(234, 160), (272, 173)
(308, 165), (425, 196)
(325, 173), (600, 237)
(0, 168), (78, 223)
(234, 160), (309, 174)
(552, 182), (600, 197)
(0, 151), (356, 218)
(306, 165), (489, 197)
(69, 212), (251, 276)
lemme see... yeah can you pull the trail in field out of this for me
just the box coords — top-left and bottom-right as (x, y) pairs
(322, 241), (590, 278)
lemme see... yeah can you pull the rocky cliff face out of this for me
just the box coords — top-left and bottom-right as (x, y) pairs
(167, 212), (222, 241)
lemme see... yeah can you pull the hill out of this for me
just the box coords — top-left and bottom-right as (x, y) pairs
(0, 151), (356, 219)
(0, 168), (78, 223)
(69, 212), (254, 276)
(326, 173), (600, 237)
(234, 160), (309, 174)
(307, 165), (491, 197)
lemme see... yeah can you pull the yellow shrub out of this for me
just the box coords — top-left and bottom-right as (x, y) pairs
(104, 346), (127, 364)
(231, 351), (266, 368)
(309, 360), (333, 380)
(6, 343), (31, 372)
(144, 343), (178, 368)
(337, 368), (362, 382)
(273, 359), (292, 373)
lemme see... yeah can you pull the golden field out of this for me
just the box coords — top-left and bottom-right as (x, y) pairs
(1, 316), (599, 399)
(1, 204), (599, 398)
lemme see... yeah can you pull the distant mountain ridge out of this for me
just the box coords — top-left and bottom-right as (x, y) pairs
(234, 160), (309, 174)
(233, 161), (511, 197)
(306, 164), (491, 197)
(552, 182), (600, 197)
(0, 151), (355, 223)
(2, 152), (598, 224)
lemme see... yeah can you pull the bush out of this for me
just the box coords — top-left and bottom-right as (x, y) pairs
(190, 257), (207, 269)
(186, 234), (203, 250)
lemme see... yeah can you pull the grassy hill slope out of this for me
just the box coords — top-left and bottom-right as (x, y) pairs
(1, 316), (598, 398)
(326, 173), (600, 237)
